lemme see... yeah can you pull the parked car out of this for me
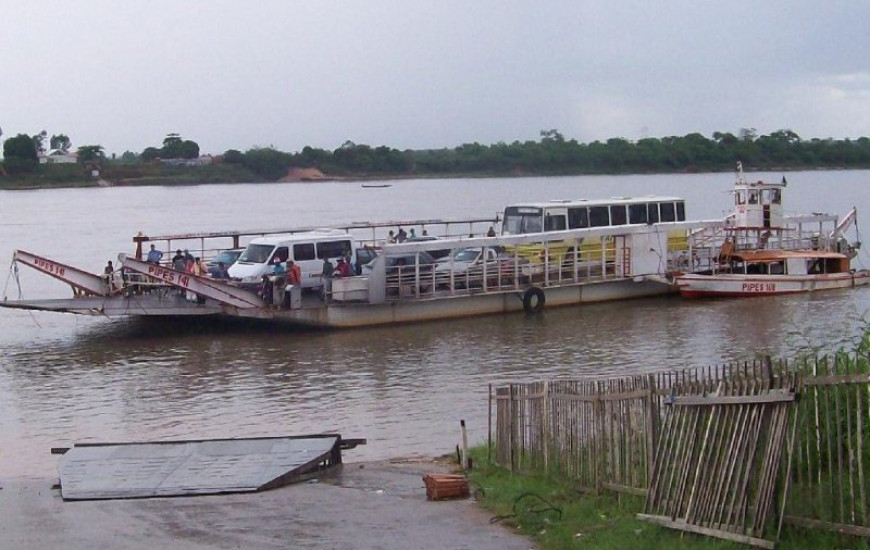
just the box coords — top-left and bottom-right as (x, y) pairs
(403, 236), (452, 259)
(363, 251), (438, 294)
(435, 247), (516, 288)
(362, 251), (438, 275)
(207, 248), (244, 277)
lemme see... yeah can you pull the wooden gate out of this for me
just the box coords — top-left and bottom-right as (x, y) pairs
(638, 376), (798, 549)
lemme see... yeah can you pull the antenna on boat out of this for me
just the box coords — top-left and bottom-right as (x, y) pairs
(736, 161), (746, 185)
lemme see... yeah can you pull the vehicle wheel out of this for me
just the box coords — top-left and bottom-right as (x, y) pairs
(522, 286), (545, 314)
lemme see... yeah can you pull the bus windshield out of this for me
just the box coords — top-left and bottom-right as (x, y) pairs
(503, 207), (543, 235)
(238, 244), (274, 264)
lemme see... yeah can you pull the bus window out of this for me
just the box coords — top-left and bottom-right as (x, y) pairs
(610, 205), (627, 225)
(567, 207), (588, 229)
(317, 239), (352, 259)
(660, 202), (676, 222)
(544, 213), (567, 231)
(629, 203), (648, 224)
(676, 201), (685, 221)
(294, 243), (315, 261)
(503, 206), (543, 235)
(273, 246), (289, 263)
(647, 203), (659, 224)
(589, 206), (610, 227)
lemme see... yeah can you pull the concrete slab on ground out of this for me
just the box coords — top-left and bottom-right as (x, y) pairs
(0, 459), (534, 550)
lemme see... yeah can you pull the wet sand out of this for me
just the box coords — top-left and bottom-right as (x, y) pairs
(0, 459), (532, 550)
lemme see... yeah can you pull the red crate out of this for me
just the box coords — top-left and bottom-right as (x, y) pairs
(422, 473), (469, 501)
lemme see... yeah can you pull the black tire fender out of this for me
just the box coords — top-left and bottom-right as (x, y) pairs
(522, 286), (545, 314)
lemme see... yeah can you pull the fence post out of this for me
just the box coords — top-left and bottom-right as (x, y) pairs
(596, 379), (605, 493)
(646, 373), (658, 487)
(509, 383), (516, 473)
(487, 383), (492, 466)
(543, 380), (550, 472)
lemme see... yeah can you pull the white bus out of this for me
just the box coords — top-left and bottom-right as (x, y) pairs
(502, 196), (687, 234)
(501, 197), (688, 262)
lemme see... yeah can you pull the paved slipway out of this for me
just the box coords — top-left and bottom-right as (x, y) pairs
(0, 459), (533, 550)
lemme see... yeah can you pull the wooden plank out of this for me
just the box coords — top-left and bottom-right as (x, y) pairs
(636, 514), (776, 549)
(803, 374), (870, 386)
(602, 482), (647, 497)
(785, 515), (870, 537)
(668, 393), (795, 406)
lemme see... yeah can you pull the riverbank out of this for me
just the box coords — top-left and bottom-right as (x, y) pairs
(467, 447), (860, 550)
(0, 457), (531, 550)
(2, 162), (856, 191)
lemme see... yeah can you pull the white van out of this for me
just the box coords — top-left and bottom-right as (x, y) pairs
(228, 230), (354, 289)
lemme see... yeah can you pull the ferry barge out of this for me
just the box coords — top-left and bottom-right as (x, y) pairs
(1, 166), (863, 328)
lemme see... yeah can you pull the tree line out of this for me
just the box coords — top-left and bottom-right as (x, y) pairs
(223, 129), (870, 180)
(3, 127), (870, 181)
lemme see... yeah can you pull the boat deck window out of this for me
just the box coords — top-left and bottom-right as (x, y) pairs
(589, 206), (610, 227)
(544, 213), (567, 231)
(629, 204), (648, 224)
(568, 207), (589, 229)
(610, 205), (627, 225)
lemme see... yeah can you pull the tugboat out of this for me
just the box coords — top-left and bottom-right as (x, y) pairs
(675, 163), (868, 298)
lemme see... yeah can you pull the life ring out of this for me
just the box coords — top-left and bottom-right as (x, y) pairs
(522, 286), (545, 314)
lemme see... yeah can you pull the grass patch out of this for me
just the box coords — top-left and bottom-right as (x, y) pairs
(466, 446), (870, 550)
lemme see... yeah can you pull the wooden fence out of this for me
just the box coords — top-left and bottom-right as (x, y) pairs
(491, 353), (870, 539)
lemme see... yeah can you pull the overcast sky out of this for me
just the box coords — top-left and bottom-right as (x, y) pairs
(2, 1), (869, 156)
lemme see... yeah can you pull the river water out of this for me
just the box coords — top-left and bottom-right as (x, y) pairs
(1, 170), (869, 479)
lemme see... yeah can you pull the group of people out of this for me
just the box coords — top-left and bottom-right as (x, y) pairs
(168, 248), (210, 278)
(386, 226), (421, 244)
(384, 225), (496, 244)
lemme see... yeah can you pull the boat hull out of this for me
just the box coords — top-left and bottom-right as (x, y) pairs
(0, 277), (673, 328)
(676, 271), (870, 298)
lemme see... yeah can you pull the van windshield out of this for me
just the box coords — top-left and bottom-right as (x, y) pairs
(238, 244), (275, 264)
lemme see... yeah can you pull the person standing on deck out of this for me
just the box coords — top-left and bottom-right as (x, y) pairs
(171, 249), (185, 271)
(321, 257), (334, 300)
(147, 244), (163, 264)
(287, 260), (302, 286)
(335, 257), (351, 278)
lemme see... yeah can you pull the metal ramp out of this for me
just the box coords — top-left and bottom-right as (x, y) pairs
(55, 434), (356, 501)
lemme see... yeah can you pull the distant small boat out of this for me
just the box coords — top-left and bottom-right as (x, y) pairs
(361, 184), (392, 188)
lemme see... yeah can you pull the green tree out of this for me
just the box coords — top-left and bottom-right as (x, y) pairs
(222, 149), (244, 164)
(119, 151), (139, 163)
(141, 147), (161, 161)
(77, 145), (105, 164)
(3, 133), (39, 173)
(178, 139), (200, 159)
(50, 134), (71, 152)
(161, 133), (183, 157)
(242, 147), (291, 180)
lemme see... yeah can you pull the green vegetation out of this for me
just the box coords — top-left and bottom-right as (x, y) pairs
(467, 446), (868, 550)
(3, 127), (870, 189)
